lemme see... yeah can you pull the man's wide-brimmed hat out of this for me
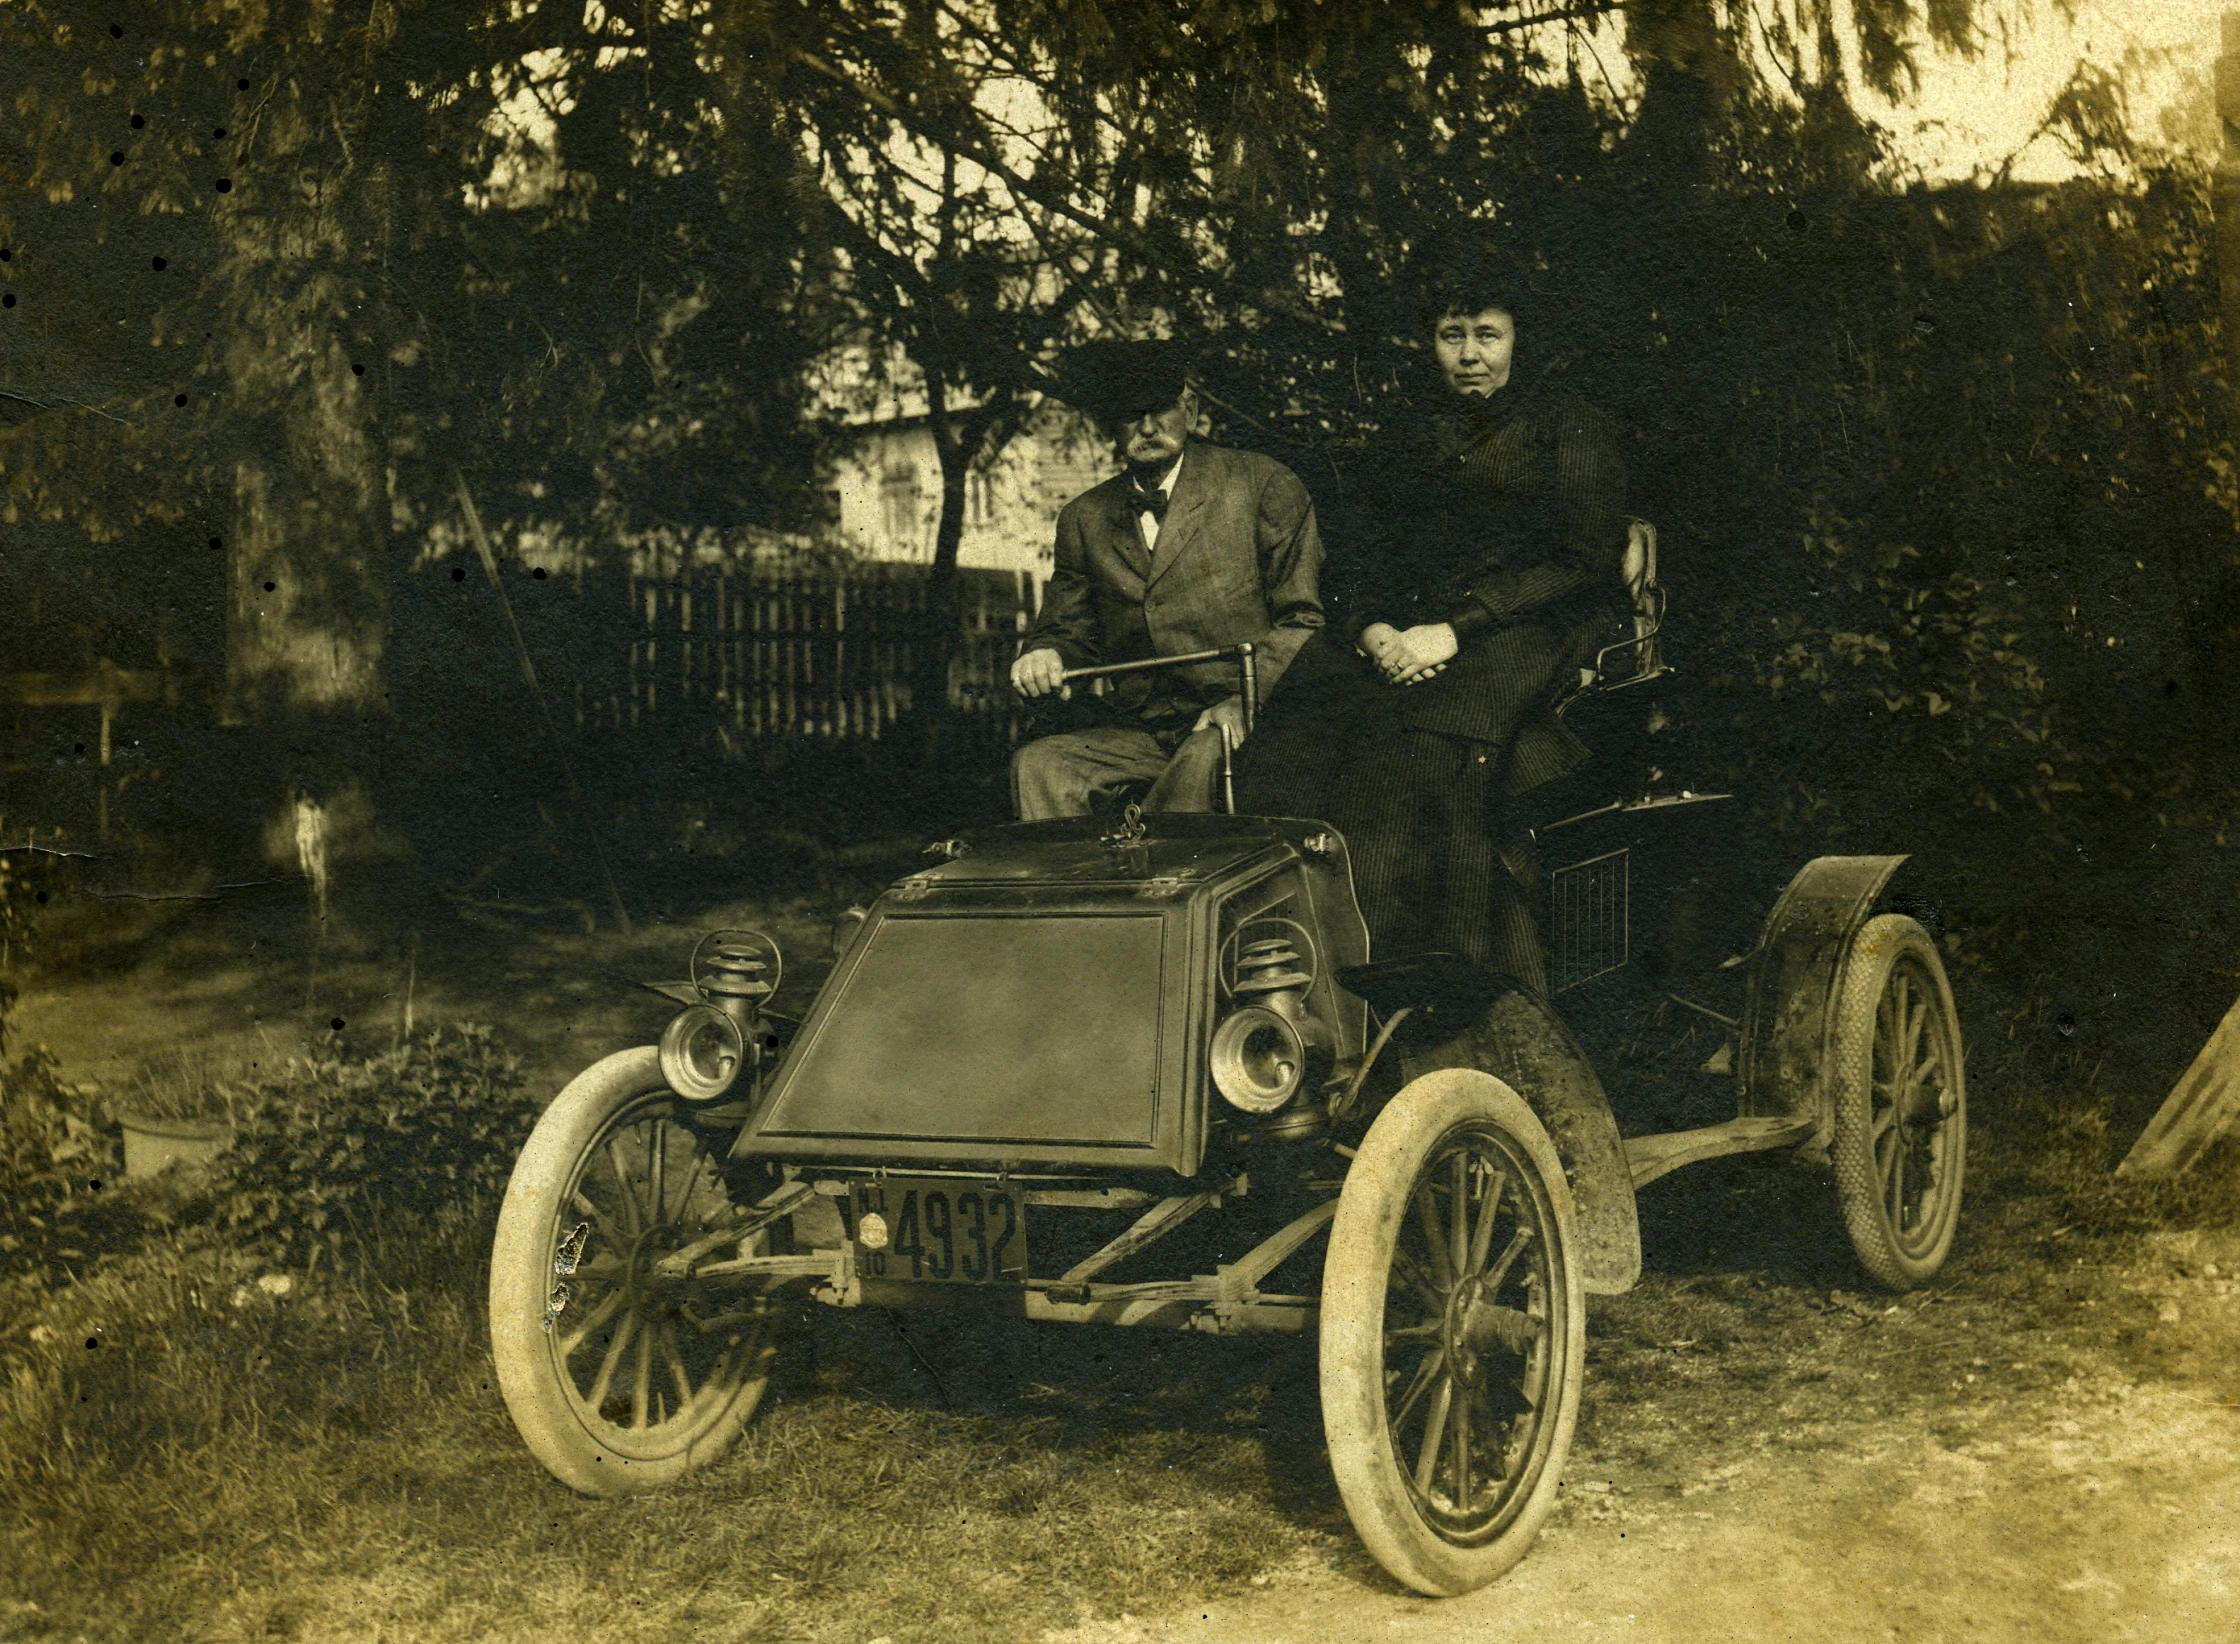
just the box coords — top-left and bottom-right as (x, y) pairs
(1060, 338), (1196, 423)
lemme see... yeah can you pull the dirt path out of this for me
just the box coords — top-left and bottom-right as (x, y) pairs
(13, 897), (2240, 1643)
(1052, 1378), (2240, 1643)
(1047, 1220), (2240, 1644)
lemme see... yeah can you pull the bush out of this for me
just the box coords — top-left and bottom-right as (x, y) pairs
(0, 1026), (536, 1312)
(0, 845), (42, 1055)
(0, 1028), (538, 1485)
(0, 1047), (124, 1289)
(207, 1026), (538, 1269)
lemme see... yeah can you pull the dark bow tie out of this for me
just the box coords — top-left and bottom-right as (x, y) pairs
(1126, 481), (1170, 521)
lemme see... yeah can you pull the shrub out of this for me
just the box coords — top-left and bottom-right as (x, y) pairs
(0, 1048), (123, 1285)
(208, 1026), (538, 1269)
(0, 1028), (538, 1481)
(0, 1047), (104, 1186)
(0, 845), (43, 1056)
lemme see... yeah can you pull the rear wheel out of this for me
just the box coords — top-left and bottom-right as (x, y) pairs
(1829, 915), (1967, 1290)
(489, 1047), (779, 1493)
(1321, 1069), (1585, 1596)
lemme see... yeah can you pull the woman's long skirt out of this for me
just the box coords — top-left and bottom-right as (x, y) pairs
(1235, 634), (1559, 996)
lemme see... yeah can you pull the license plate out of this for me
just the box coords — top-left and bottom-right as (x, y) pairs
(844, 1178), (1027, 1284)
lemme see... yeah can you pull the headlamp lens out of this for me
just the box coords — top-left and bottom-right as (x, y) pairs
(1209, 1005), (1306, 1116)
(658, 1004), (746, 1103)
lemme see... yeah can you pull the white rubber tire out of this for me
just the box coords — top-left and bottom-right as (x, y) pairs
(1829, 915), (1967, 1290)
(1321, 1068), (1586, 1596)
(489, 1047), (776, 1494)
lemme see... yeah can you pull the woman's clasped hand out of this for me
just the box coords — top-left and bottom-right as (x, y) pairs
(1361, 621), (1459, 685)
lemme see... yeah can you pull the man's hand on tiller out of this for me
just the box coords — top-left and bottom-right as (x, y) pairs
(1194, 695), (1248, 748)
(1011, 647), (1069, 698)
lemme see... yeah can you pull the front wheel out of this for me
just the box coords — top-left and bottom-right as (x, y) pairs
(489, 1047), (779, 1494)
(1320, 1069), (1586, 1596)
(1829, 914), (1967, 1290)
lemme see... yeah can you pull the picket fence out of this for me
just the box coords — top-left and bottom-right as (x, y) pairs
(563, 563), (1043, 750)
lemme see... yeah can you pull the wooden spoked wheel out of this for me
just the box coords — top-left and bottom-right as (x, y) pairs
(1322, 1069), (1585, 1596)
(490, 1048), (778, 1493)
(1829, 914), (1967, 1290)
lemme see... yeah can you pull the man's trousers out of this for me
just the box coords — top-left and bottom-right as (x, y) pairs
(1010, 724), (1227, 819)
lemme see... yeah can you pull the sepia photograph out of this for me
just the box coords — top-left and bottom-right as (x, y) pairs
(2, 0), (2238, 1638)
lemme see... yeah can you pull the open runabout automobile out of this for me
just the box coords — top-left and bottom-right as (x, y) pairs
(489, 522), (1967, 1595)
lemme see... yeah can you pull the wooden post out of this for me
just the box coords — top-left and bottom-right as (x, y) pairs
(2120, 994), (2240, 1177)
(2219, 12), (2240, 424)
(2129, 10), (2240, 1176)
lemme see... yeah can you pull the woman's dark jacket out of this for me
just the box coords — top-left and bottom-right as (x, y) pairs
(1231, 372), (1630, 978)
(1251, 372), (1630, 802)
(1341, 375), (1626, 723)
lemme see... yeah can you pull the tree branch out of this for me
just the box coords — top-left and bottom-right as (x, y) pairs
(1482, 2), (1623, 34)
(787, 45), (1155, 265)
(0, 388), (139, 425)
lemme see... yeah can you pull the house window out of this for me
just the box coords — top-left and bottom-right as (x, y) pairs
(880, 463), (922, 553)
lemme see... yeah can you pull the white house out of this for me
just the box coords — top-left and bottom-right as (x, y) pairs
(822, 402), (1114, 575)
(808, 346), (1116, 576)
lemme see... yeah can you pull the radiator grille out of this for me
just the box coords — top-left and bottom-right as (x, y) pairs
(1548, 849), (1629, 993)
(761, 911), (1165, 1146)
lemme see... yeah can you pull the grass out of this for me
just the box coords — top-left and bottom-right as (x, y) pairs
(1568, 995), (2240, 1518)
(0, 1192), (1353, 1643)
(106, 1047), (247, 1126)
(4, 953), (2240, 1641)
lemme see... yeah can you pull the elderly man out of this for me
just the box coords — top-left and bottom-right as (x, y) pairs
(1010, 340), (1325, 818)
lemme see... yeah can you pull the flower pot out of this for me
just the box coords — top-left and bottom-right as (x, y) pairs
(117, 1111), (234, 1179)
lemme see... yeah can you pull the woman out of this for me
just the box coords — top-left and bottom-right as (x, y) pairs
(1236, 265), (1629, 996)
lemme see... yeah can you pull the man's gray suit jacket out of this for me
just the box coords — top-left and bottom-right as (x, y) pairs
(1020, 440), (1325, 727)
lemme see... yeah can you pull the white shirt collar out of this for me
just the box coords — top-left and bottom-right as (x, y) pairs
(1132, 448), (1184, 505)
(1132, 449), (1182, 550)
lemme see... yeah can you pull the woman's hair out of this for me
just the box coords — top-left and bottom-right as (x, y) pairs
(1414, 256), (1533, 336)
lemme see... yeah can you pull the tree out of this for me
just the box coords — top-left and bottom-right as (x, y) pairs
(12, 0), (2232, 937)
(713, 4), (1136, 736)
(2, 0), (841, 881)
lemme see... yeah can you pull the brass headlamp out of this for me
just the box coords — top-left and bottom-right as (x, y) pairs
(658, 929), (782, 1103)
(1210, 925), (1332, 1134)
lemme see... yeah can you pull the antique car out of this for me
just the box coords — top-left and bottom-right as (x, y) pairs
(487, 526), (1967, 1597)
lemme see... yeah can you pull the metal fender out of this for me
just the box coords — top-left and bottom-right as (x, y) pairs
(1736, 855), (1910, 1140)
(1401, 990), (1641, 1296)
